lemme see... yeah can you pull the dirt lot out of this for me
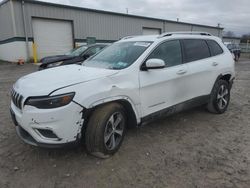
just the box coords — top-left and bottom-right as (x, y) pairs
(0, 59), (250, 188)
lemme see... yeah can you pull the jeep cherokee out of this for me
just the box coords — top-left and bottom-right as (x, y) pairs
(10, 32), (235, 158)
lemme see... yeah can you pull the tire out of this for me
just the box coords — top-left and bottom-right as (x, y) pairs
(207, 79), (230, 114)
(85, 103), (127, 158)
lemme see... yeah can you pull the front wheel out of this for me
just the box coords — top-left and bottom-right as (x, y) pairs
(85, 103), (127, 158)
(207, 80), (231, 114)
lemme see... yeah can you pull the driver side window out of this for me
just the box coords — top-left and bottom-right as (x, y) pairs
(147, 40), (182, 67)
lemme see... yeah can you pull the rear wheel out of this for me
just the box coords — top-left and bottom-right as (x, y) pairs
(85, 103), (127, 158)
(207, 80), (230, 114)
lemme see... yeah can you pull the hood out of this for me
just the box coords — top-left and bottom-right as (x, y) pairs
(40, 55), (75, 64)
(14, 65), (118, 97)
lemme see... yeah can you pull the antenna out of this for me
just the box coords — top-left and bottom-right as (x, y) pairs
(126, 8), (128, 14)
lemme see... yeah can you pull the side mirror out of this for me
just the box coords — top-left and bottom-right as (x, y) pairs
(141, 58), (165, 71)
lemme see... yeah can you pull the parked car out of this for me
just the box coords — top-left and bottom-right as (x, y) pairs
(10, 32), (235, 158)
(38, 44), (107, 70)
(224, 42), (241, 61)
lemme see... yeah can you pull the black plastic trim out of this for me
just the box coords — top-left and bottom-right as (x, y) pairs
(141, 95), (210, 123)
(16, 125), (80, 148)
(0, 37), (33, 45)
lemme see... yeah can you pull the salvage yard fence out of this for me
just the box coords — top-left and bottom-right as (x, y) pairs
(240, 43), (250, 53)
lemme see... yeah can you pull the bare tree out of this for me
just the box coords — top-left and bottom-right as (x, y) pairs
(223, 31), (236, 37)
(241, 33), (250, 43)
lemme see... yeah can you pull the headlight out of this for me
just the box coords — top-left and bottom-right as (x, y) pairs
(25, 92), (75, 109)
(47, 61), (63, 68)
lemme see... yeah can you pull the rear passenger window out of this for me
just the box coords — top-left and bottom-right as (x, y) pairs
(182, 39), (210, 62)
(206, 40), (223, 56)
(147, 40), (182, 67)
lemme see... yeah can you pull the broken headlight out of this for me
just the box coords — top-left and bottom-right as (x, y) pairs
(25, 92), (75, 109)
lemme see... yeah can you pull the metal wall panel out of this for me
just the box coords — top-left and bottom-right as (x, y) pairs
(223, 38), (241, 45)
(12, 0), (25, 38)
(164, 22), (192, 32)
(143, 28), (161, 35)
(192, 25), (223, 38)
(11, 1), (222, 41)
(0, 1), (15, 41)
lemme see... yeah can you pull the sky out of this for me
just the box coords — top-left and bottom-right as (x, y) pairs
(5, 0), (250, 36)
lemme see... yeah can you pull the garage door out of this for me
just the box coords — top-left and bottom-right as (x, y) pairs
(32, 19), (73, 59)
(142, 28), (161, 35)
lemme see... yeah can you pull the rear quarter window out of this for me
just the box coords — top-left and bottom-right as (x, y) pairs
(206, 40), (224, 56)
(182, 39), (210, 63)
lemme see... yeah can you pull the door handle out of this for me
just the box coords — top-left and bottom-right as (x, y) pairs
(212, 62), (219, 66)
(176, 70), (187, 75)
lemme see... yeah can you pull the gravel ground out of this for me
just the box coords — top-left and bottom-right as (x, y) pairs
(0, 59), (250, 188)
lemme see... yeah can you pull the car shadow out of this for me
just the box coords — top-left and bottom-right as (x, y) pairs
(24, 105), (210, 160)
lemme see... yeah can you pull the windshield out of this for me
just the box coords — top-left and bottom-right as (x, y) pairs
(65, 46), (88, 56)
(83, 41), (152, 70)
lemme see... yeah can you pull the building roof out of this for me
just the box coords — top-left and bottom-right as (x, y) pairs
(222, 36), (241, 40)
(1, 0), (223, 30)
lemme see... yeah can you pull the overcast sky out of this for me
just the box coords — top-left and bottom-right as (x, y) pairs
(14, 0), (250, 36)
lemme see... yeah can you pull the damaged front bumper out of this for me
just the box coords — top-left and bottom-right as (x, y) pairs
(10, 101), (84, 148)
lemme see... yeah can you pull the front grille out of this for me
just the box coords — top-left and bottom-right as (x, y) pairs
(11, 89), (23, 109)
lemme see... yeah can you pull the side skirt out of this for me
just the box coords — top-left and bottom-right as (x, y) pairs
(141, 95), (210, 123)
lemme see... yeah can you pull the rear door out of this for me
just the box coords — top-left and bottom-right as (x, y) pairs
(139, 40), (190, 117)
(181, 39), (217, 99)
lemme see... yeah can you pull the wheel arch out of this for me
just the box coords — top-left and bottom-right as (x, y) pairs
(219, 74), (232, 82)
(83, 97), (140, 129)
(210, 73), (233, 95)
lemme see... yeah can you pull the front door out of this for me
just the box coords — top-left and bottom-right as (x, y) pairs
(139, 40), (190, 117)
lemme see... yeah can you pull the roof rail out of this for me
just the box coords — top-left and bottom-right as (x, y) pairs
(158, 31), (212, 38)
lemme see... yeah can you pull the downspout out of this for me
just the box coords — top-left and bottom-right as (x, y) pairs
(217, 23), (221, 38)
(163, 21), (166, 33)
(218, 29), (221, 38)
(21, 0), (30, 61)
(9, 0), (17, 37)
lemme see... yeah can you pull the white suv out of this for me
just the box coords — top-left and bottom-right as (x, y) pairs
(10, 32), (235, 158)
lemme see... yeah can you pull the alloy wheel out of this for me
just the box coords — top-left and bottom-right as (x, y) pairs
(217, 84), (229, 109)
(104, 112), (125, 150)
